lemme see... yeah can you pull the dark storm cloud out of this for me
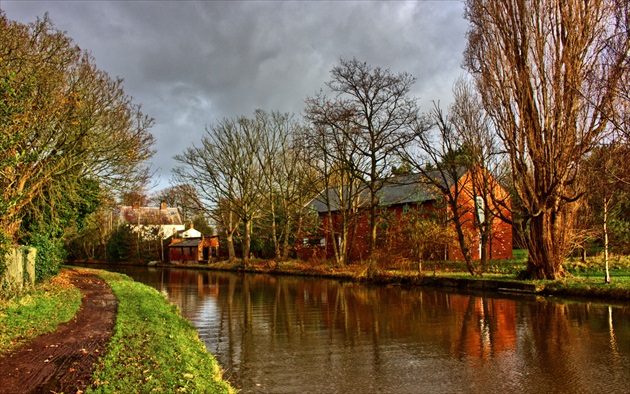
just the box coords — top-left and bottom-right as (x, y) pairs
(2, 1), (469, 190)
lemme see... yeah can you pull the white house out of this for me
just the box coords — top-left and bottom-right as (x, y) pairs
(117, 202), (185, 239)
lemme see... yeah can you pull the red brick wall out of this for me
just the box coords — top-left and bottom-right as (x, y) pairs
(297, 173), (513, 262)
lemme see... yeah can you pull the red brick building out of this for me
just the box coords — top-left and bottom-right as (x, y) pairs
(297, 170), (512, 262)
(167, 225), (219, 263)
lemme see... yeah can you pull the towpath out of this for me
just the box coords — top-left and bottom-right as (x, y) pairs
(0, 269), (117, 394)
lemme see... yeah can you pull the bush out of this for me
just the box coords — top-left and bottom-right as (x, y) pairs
(106, 225), (136, 262)
(29, 233), (66, 282)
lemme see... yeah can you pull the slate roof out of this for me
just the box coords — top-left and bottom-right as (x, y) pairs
(306, 170), (465, 213)
(118, 206), (183, 226)
(170, 238), (202, 248)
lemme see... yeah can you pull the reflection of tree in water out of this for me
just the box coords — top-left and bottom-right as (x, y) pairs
(155, 270), (629, 369)
(524, 299), (630, 392)
(203, 273), (521, 361)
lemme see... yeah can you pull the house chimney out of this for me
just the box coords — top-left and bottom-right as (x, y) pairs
(160, 201), (167, 210)
(132, 202), (140, 210)
(189, 222), (194, 229)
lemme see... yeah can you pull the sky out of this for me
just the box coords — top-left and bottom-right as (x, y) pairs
(1, 0), (470, 193)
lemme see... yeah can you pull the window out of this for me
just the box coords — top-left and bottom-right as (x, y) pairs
(475, 196), (485, 224)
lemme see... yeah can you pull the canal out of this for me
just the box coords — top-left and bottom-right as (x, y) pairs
(91, 265), (630, 393)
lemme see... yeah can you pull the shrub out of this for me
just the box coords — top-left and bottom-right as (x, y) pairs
(29, 233), (66, 282)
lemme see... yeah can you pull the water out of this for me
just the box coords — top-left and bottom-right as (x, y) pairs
(89, 265), (630, 393)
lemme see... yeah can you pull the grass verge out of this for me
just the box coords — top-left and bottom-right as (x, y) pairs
(88, 270), (234, 394)
(0, 270), (82, 357)
(543, 276), (630, 299)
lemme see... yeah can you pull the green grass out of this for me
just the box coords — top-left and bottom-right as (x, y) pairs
(0, 271), (82, 356)
(88, 270), (234, 394)
(544, 275), (630, 299)
(512, 248), (528, 261)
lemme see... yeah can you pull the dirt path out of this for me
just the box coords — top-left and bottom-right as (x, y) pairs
(0, 269), (118, 394)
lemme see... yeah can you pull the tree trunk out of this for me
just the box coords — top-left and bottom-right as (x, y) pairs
(603, 198), (610, 284)
(225, 231), (236, 260)
(269, 198), (280, 259)
(449, 199), (476, 276)
(521, 207), (571, 280)
(455, 224), (475, 276)
(242, 218), (252, 265)
(480, 229), (488, 267)
(369, 197), (378, 256)
(280, 215), (292, 261)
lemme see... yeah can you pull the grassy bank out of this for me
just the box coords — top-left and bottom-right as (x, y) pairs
(1, 268), (233, 393)
(88, 270), (234, 393)
(0, 270), (82, 356)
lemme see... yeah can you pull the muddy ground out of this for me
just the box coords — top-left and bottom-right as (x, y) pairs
(0, 269), (117, 394)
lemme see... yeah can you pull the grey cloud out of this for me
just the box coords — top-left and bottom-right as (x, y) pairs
(2, 0), (469, 190)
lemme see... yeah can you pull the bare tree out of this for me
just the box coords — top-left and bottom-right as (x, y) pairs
(173, 115), (263, 265)
(401, 77), (511, 275)
(301, 121), (367, 266)
(449, 77), (513, 264)
(583, 141), (630, 282)
(249, 110), (315, 260)
(151, 184), (204, 223)
(464, 0), (630, 279)
(403, 104), (481, 275)
(305, 58), (419, 257)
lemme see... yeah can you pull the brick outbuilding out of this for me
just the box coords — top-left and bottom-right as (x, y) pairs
(167, 224), (219, 263)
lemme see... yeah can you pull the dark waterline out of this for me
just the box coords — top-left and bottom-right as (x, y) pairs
(84, 264), (630, 393)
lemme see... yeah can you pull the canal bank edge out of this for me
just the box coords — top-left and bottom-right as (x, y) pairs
(88, 269), (235, 393)
(70, 260), (630, 302)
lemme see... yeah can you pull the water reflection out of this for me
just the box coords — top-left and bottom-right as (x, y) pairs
(101, 266), (630, 393)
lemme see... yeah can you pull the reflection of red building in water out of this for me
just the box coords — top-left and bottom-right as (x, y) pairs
(297, 170), (512, 262)
(448, 294), (517, 359)
(167, 224), (219, 263)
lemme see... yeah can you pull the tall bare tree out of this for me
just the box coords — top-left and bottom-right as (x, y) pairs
(403, 104), (481, 275)
(464, 0), (630, 279)
(305, 58), (419, 257)
(402, 77), (511, 275)
(173, 115), (263, 265)
(449, 77), (513, 265)
(301, 120), (367, 266)
(583, 141), (630, 282)
(248, 110), (315, 260)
